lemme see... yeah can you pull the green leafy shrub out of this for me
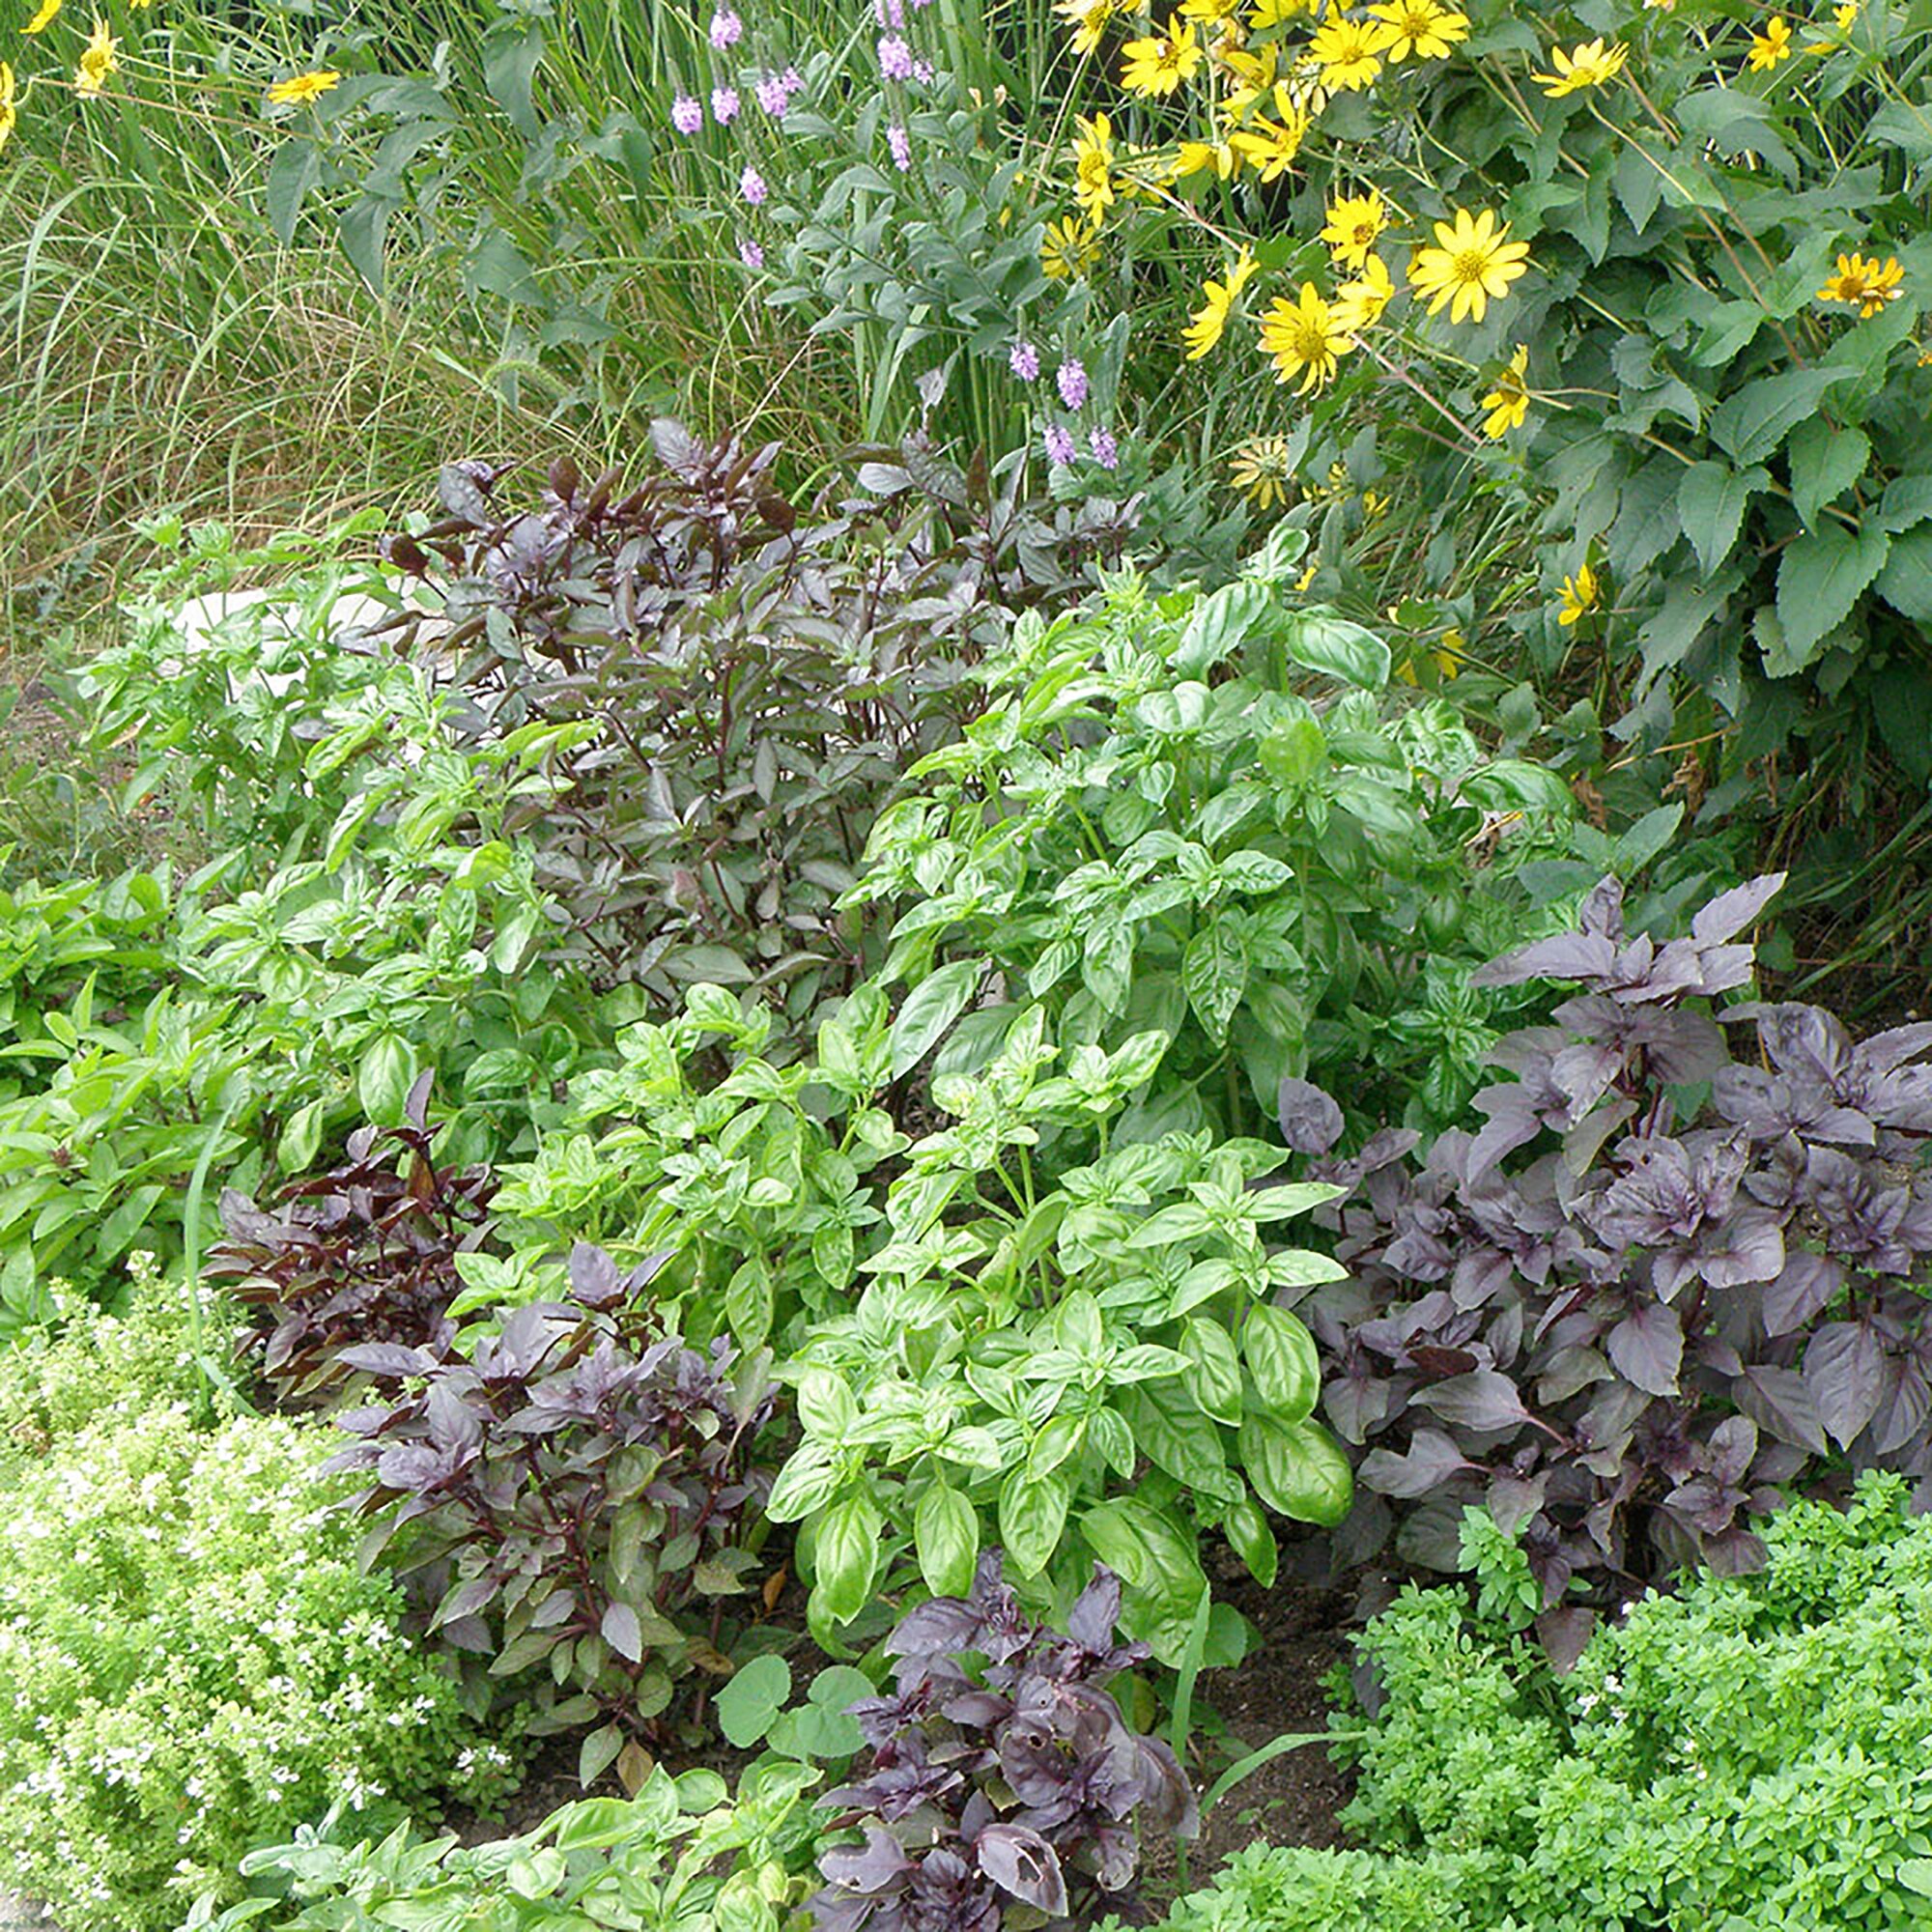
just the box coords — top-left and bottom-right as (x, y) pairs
(485, 980), (1351, 1661)
(377, 424), (1135, 1019)
(189, 1762), (823, 1932)
(0, 1403), (518, 1932)
(1164, 1475), (1932, 1932)
(845, 539), (1591, 1140)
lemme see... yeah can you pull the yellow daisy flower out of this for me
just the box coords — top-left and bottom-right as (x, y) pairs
(24, 0), (60, 34)
(1334, 254), (1396, 332)
(1368, 0), (1470, 62)
(1179, 0), (1241, 18)
(1532, 38), (1629, 96)
(1182, 247), (1258, 359)
(74, 16), (117, 97)
(1747, 16), (1793, 70)
(268, 70), (342, 105)
(1321, 188), (1390, 270)
(1228, 435), (1298, 510)
(1259, 283), (1354, 394)
(1480, 345), (1531, 438)
(1309, 15), (1393, 91)
(1171, 133), (1245, 180)
(1057, 0), (1118, 56)
(1040, 214), (1102, 280)
(1121, 15), (1204, 96)
(1072, 112), (1116, 218)
(1816, 251), (1903, 318)
(1557, 562), (1601, 627)
(1230, 109), (1310, 182)
(0, 62), (14, 153)
(1409, 207), (1531, 324)
(1248, 0), (1315, 19)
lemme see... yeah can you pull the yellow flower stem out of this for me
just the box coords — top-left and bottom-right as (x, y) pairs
(1349, 332), (1490, 456)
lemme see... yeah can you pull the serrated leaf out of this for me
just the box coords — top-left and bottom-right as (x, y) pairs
(1677, 461), (1761, 574)
(1787, 419), (1870, 529)
(1772, 524), (1889, 670)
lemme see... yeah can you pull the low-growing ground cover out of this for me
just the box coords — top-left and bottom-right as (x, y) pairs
(6, 1), (1932, 1928)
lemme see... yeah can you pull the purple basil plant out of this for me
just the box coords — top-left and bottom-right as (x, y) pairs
(1279, 873), (1932, 1648)
(323, 1241), (777, 1778)
(810, 1554), (1196, 1931)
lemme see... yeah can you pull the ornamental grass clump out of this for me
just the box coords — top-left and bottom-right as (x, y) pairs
(0, 1405), (515, 1932)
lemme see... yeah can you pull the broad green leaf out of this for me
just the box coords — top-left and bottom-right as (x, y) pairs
(481, 19), (547, 134)
(1239, 1413), (1353, 1526)
(1709, 368), (1847, 466)
(1876, 525), (1932, 621)
(999, 1466), (1071, 1578)
(1180, 1317), (1244, 1427)
(1183, 924), (1247, 1045)
(266, 137), (323, 247)
(1222, 1489), (1278, 1590)
(1787, 419), (1870, 529)
(1242, 1303), (1321, 1424)
(1772, 524), (1889, 670)
(888, 959), (980, 1079)
(356, 1034), (416, 1126)
(1280, 609), (1390, 688)
(915, 1480), (980, 1596)
(1677, 461), (1762, 573)
(715, 1655), (791, 1749)
(814, 1495), (882, 1624)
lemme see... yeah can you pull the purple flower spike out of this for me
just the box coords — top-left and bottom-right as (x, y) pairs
(671, 94), (703, 135)
(740, 236), (765, 269)
(874, 0), (905, 24)
(709, 8), (743, 48)
(782, 65), (804, 93)
(741, 165), (769, 206)
(1091, 426), (1120, 469)
(1044, 425), (1077, 467)
(912, 57), (933, 83)
(878, 33), (915, 79)
(1057, 358), (1089, 410)
(888, 123), (912, 170)
(711, 84), (740, 124)
(755, 72), (789, 116)
(1009, 339), (1040, 382)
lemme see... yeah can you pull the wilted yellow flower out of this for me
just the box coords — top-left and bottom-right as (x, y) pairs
(1230, 109), (1310, 182)
(1321, 188), (1390, 270)
(1368, 0), (1469, 62)
(1362, 489), (1391, 522)
(1557, 562), (1601, 627)
(1816, 251), (1903, 318)
(267, 70), (342, 106)
(1480, 345), (1531, 437)
(1121, 15), (1204, 95)
(1333, 253), (1396, 331)
(74, 16), (117, 97)
(1409, 207), (1530, 324)
(1040, 213), (1101, 280)
(1533, 38), (1629, 95)
(1182, 247), (1258, 359)
(1179, 0), (1241, 18)
(1747, 16), (1793, 70)
(1229, 436), (1298, 509)
(1810, 1), (1859, 41)
(0, 63), (14, 153)
(1249, 0), (1316, 20)
(1072, 112), (1116, 218)
(1259, 283), (1353, 394)
(1309, 15), (1393, 91)
(1057, 0), (1117, 56)
(24, 0), (60, 34)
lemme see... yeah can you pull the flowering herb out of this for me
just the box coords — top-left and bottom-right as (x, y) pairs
(810, 1555), (1196, 1931)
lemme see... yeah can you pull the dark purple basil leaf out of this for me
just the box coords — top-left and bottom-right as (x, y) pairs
(1690, 874), (1785, 947)
(819, 1826), (915, 1896)
(1065, 1566), (1123, 1656)
(1277, 1079), (1345, 1155)
(1706, 1414), (1758, 1489)
(1359, 1429), (1475, 1499)
(885, 1598), (987, 1662)
(1535, 1607), (1596, 1675)
(1804, 1321), (1888, 1449)
(336, 1343), (440, 1379)
(1763, 1253), (1845, 1337)
(1412, 1371), (1532, 1435)
(569, 1241), (625, 1309)
(1735, 1366), (1830, 1455)
(974, 1825), (1068, 1917)
(1872, 1357), (1932, 1457)
(1605, 1301), (1683, 1397)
